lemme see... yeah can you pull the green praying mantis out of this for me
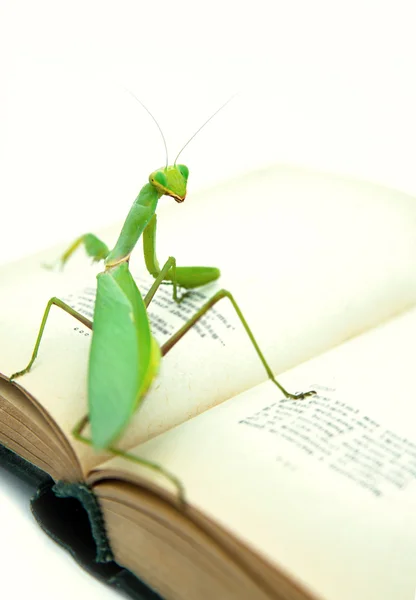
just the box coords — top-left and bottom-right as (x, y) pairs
(9, 98), (315, 502)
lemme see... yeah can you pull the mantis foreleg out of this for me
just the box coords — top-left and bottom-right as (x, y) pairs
(143, 215), (220, 296)
(144, 255), (189, 305)
(47, 234), (110, 269)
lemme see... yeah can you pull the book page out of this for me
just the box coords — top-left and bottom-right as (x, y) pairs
(93, 306), (416, 600)
(1, 165), (416, 475)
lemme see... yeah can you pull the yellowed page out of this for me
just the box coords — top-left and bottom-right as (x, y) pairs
(1, 165), (416, 474)
(93, 306), (416, 600)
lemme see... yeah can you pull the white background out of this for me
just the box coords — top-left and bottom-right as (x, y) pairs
(1, 1), (416, 598)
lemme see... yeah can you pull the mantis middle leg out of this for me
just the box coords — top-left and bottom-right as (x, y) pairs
(9, 298), (92, 380)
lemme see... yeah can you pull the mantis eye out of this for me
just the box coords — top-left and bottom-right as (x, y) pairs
(153, 171), (167, 187)
(177, 164), (189, 181)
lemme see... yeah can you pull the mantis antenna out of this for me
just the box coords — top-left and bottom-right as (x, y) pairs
(126, 89), (169, 168)
(174, 95), (236, 165)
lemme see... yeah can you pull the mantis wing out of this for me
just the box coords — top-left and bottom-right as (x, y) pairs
(88, 263), (159, 449)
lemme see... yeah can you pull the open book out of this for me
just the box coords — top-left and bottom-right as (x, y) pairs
(1, 164), (416, 600)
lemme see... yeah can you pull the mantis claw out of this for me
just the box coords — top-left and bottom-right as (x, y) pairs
(173, 289), (192, 304)
(283, 390), (317, 401)
(9, 366), (32, 381)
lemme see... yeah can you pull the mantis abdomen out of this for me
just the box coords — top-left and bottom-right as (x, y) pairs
(88, 262), (160, 449)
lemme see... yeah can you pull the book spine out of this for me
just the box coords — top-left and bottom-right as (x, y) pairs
(52, 480), (113, 563)
(0, 444), (163, 600)
(32, 479), (163, 599)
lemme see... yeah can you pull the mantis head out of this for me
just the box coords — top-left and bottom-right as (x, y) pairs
(128, 91), (232, 205)
(149, 164), (189, 203)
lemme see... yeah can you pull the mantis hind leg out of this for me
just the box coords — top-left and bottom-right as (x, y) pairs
(9, 298), (92, 380)
(45, 233), (110, 270)
(72, 416), (185, 505)
(160, 289), (316, 401)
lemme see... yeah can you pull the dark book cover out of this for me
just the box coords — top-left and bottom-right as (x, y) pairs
(0, 443), (163, 600)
